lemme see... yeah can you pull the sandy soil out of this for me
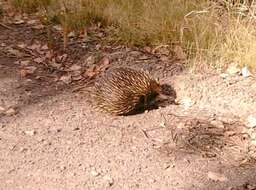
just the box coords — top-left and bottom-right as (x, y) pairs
(0, 8), (256, 190)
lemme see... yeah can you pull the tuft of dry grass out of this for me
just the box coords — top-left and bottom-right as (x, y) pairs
(9, 0), (256, 71)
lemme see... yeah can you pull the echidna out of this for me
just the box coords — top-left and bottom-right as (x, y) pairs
(93, 67), (166, 115)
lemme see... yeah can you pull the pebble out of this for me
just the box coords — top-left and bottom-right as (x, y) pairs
(245, 115), (256, 128)
(241, 67), (251, 78)
(180, 97), (195, 109)
(24, 130), (36, 136)
(91, 169), (100, 177)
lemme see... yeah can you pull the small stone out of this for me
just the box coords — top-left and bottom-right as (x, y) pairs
(91, 169), (100, 177)
(241, 67), (251, 78)
(245, 115), (256, 128)
(24, 130), (36, 136)
(180, 97), (195, 109)
(60, 165), (66, 171)
(208, 171), (227, 182)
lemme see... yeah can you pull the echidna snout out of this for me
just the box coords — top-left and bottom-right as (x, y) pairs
(93, 67), (163, 115)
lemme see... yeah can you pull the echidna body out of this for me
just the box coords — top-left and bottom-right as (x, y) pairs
(93, 67), (161, 115)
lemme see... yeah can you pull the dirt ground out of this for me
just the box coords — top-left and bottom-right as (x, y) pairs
(1, 8), (256, 190)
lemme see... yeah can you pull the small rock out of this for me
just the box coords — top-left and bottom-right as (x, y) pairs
(59, 75), (72, 84)
(180, 97), (195, 109)
(5, 108), (17, 116)
(208, 171), (227, 182)
(24, 130), (36, 136)
(245, 115), (256, 128)
(91, 169), (100, 177)
(226, 63), (240, 75)
(60, 165), (66, 171)
(241, 67), (251, 78)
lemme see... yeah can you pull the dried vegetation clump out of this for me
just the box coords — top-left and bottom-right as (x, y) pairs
(9, 0), (256, 71)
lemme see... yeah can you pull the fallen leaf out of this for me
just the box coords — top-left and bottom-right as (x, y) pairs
(246, 115), (256, 128)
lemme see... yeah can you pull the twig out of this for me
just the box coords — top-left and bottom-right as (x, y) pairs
(0, 22), (13, 30)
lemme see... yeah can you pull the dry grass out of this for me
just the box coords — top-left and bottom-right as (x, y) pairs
(9, 0), (256, 71)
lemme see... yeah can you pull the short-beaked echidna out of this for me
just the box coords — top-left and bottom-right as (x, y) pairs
(93, 67), (164, 115)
